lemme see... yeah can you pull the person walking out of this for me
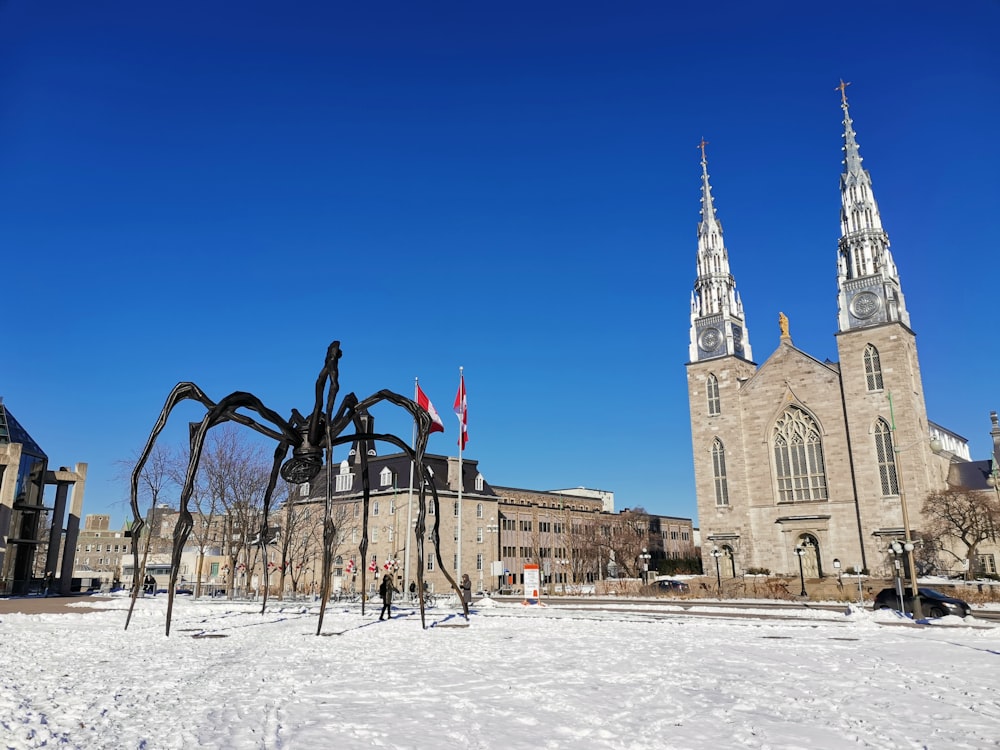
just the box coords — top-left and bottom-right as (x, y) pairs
(461, 573), (472, 606)
(42, 571), (53, 598)
(378, 574), (397, 620)
(408, 581), (417, 602)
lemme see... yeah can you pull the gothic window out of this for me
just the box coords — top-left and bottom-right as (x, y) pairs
(773, 406), (829, 502)
(707, 374), (721, 416)
(379, 467), (393, 487)
(874, 419), (899, 496)
(711, 438), (729, 507)
(475, 473), (485, 492)
(864, 344), (883, 391)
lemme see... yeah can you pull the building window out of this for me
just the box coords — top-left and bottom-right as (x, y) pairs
(454, 501), (460, 517)
(336, 460), (354, 492)
(299, 482), (310, 497)
(774, 406), (829, 502)
(520, 520), (532, 532)
(379, 467), (393, 487)
(476, 503), (483, 518)
(712, 438), (730, 507)
(707, 373), (721, 416)
(977, 554), (997, 575)
(372, 500), (379, 516)
(502, 517), (515, 531)
(864, 344), (883, 391)
(453, 554), (458, 571)
(372, 527), (378, 543)
(475, 474), (484, 492)
(476, 553), (484, 571)
(389, 497), (396, 515)
(427, 554), (434, 571)
(874, 419), (899, 496)
(210, 562), (219, 576)
(477, 527), (484, 543)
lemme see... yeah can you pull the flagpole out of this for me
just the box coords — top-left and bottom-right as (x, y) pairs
(456, 366), (464, 587)
(404, 377), (417, 595)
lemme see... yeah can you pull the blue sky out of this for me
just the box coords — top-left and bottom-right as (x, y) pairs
(3, 2), (999, 525)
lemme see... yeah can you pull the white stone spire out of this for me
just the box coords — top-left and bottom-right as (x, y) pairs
(835, 81), (910, 331)
(689, 139), (752, 362)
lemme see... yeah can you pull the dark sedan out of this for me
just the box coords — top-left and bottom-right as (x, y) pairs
(872, 587), (971, 618)
(652, 579), (691, 594)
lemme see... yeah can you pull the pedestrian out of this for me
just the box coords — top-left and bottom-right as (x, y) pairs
(408, 581), (417, 602)
(378, 574), (397, 620)
(144, 574), (156, 596)
(42, 571), (53, 597)
(461, 573), (472, 606)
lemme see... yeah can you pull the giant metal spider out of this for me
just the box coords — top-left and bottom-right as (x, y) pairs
(125, 341), (467, 635)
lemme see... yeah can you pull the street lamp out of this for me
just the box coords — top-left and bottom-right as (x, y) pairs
(639, 548), (651, 585)
(887, 394), (941, 620)
(710, 547), (722, 592)
(832, 557), (842, 589)
(486, 520), (500, 594)
(793, 546), (807, 597)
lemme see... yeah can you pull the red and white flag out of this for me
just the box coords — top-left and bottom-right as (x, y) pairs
(345, 559), (355, 574)
(415, 384), (445, 434)
(454, 373), (468, 450)
(368, 558), (378, 573)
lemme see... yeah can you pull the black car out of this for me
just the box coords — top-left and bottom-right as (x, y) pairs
(872, 587), (971, 618)
(652, 579), (691, 594)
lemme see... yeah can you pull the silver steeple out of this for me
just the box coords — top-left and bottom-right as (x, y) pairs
(689, 139), (752, 362)
(835, 81), (910, 331)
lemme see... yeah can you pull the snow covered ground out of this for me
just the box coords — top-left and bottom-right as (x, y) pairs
(2, 593), (1000, 749)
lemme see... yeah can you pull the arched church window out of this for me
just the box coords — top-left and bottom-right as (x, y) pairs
(707, 374), (721, 416)
(773, 406), (829, 502)
(712, 438), (729, 506)
(864, 344), (883, 391)
(874, 419), (899, 496)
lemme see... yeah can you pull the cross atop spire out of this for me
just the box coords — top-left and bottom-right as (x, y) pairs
(698, 136), (709, 162)
(836, 79), (851, 105)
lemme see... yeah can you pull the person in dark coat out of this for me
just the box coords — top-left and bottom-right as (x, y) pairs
(409, 581), (417, 602)
(378, 574), (397, 620)
(461, 573), (472, 606)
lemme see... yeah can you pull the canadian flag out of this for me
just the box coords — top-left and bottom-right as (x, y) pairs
(416, 384), (445, 434)
(454, 373), (468, 450)
(345, 559), (355, 574)
(368, 558), (378, 573)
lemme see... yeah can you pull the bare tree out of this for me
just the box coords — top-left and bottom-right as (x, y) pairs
(198, 426), (272, 598)
(117, 445), (177, 582)
(606, 508), (652, 579)
(922, 487), (1000, 579)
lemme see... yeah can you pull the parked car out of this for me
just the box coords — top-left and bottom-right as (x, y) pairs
(872, 587), (971, 618)
(652, 579), (690, 594)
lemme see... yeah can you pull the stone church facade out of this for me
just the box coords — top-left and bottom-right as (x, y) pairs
(686, 86), (980, 581)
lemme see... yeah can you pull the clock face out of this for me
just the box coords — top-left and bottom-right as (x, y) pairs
(699, 327), (722, 352)
(850, 291), (881, 320)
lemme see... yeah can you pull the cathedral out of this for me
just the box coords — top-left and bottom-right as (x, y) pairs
(686, 84), (984, 581)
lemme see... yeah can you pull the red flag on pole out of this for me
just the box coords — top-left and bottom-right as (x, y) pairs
(415, 384), (445, 434)
(454, 373), (468, 450)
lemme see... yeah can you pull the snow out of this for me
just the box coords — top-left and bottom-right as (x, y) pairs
(3, 594), (1000, 749)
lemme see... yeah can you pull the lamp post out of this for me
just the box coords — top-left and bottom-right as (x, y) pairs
(793, 546), (807, 597)
(833, 557), (842, 588)
(486, 520), (500, 594)
(639, 548), (651, 585)
(710, 547), (722, 592)
(887, 393), (941, 620)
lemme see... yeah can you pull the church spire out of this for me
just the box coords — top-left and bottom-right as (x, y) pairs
(689, 139), (752, 362)
(835, 81), (910, 331)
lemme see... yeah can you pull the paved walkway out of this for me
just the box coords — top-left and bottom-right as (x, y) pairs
(0, 594), (114, 615)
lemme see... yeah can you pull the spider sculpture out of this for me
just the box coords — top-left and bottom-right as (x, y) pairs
(125, 341), (467, 635)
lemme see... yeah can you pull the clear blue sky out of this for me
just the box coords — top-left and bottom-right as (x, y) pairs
(3, 2), (999, 526)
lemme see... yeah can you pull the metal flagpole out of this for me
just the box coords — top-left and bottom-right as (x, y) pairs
(404, 377), (417, 595)
(456, 367), (464, 585)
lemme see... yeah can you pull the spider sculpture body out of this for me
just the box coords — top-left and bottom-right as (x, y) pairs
(125, 341), (466, 635)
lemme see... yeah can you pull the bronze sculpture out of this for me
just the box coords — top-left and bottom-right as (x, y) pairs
(125, 341), (467, 635)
